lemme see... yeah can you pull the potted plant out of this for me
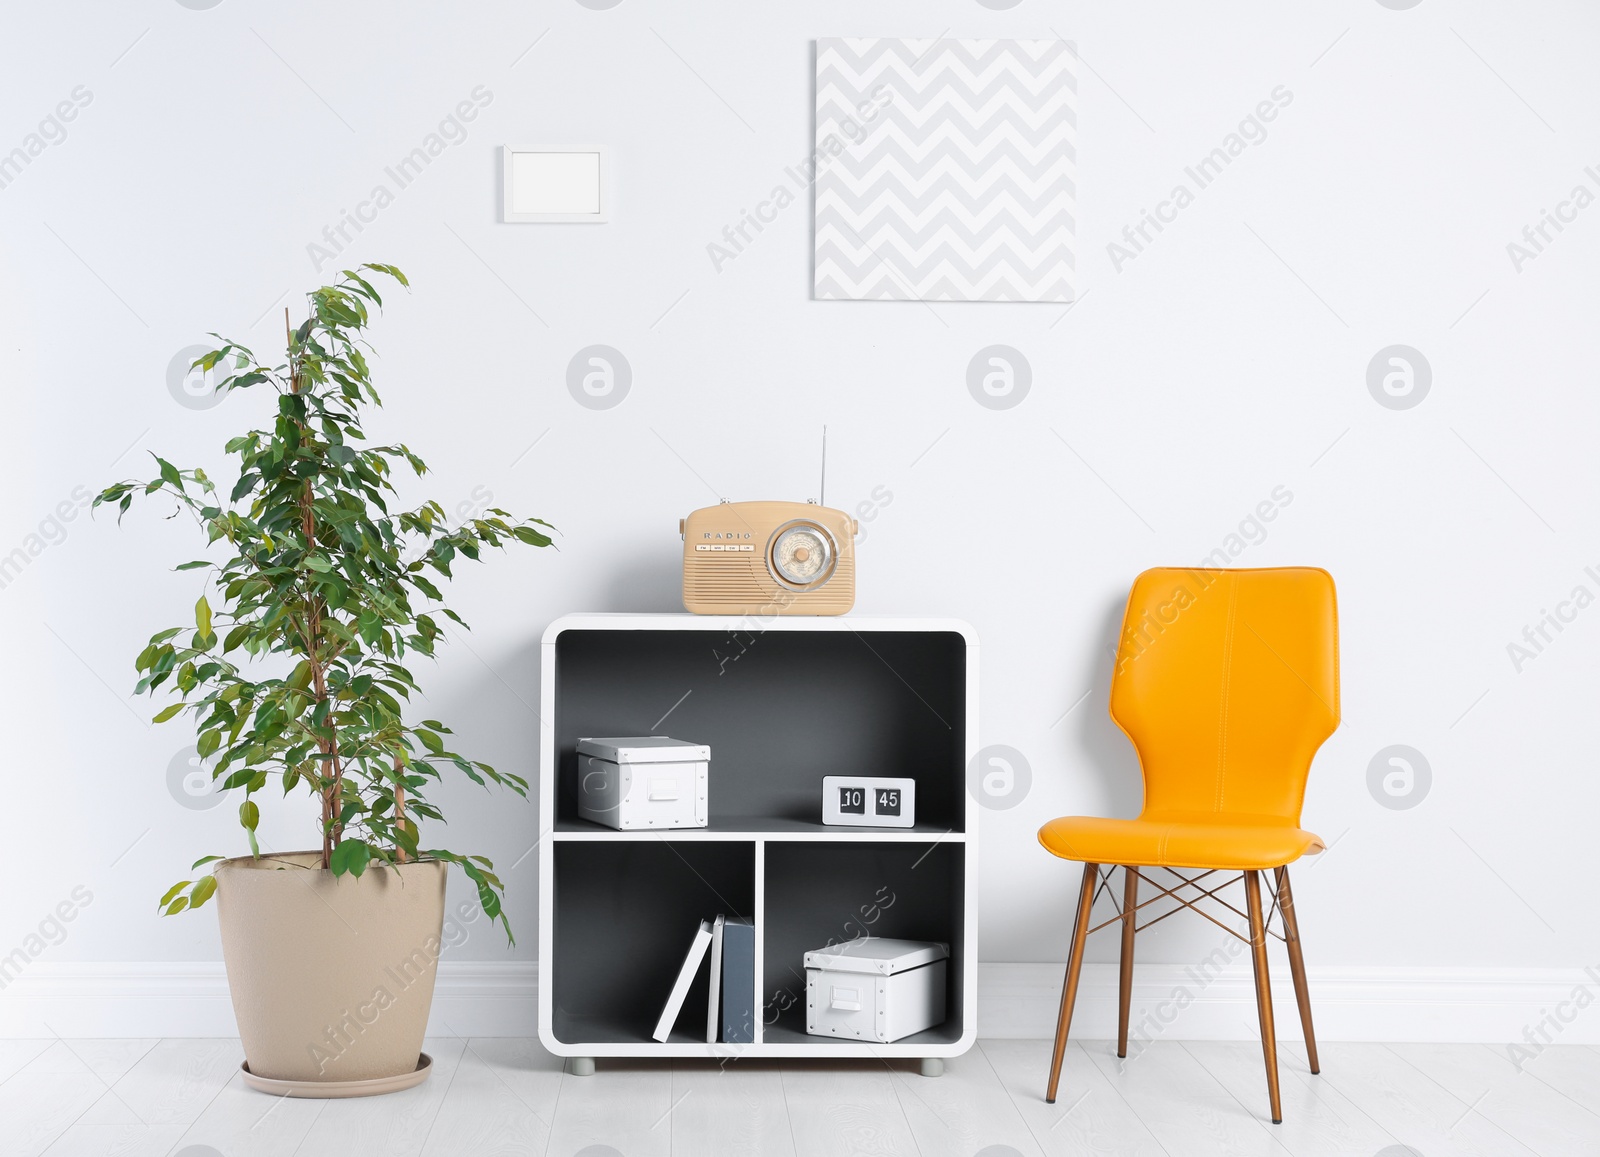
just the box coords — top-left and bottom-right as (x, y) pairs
(97, 265), (552, 1095)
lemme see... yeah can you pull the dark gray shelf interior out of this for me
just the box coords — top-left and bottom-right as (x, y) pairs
(550, 840), (755, 1046)
(761, 842), (965, 1044)
(552, 628), (967, 831)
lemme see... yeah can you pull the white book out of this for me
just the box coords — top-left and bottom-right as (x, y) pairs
(705, 915), (726, 1043)
(653, 919), (714, 1043)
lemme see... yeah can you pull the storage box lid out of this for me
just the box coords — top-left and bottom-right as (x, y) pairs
(575, 736), (710, 764)
(803, 936), (950, 976)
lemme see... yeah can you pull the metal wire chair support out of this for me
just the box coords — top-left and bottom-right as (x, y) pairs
(1084, 864), (1286, 946)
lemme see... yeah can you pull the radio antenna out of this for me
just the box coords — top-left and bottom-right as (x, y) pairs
(819, 425), (827, 507)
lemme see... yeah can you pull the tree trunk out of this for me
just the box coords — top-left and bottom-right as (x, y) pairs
(393, 755), (408, 863)
(288, 308), (341, 871)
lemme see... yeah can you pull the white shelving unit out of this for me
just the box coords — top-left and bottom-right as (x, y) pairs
(536, 614), (979, 1066)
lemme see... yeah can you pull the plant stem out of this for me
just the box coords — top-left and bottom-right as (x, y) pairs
(288, 307), (341, 870)
(393, 754), (407, 863)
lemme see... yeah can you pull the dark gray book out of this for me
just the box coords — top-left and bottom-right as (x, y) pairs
(720, 919), (756, 1044)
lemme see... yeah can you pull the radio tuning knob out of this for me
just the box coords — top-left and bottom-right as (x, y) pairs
(769, 522), (834, 588)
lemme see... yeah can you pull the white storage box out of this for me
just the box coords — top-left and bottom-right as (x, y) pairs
(575, 736), (709, 831)
(804, 937), (948, 1043)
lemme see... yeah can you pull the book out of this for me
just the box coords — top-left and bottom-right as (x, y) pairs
(720, 919), (756, 1044)
(653, 919), (714, 1043)
(705, 915), (726, 1043)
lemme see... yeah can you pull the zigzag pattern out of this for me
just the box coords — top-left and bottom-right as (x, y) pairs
(815, 37), (1076, 302)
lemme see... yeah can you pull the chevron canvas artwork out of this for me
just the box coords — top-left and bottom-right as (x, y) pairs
(814, 38), (1076, 303)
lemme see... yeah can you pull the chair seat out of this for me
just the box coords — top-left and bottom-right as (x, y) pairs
(1037, 811), (1324, 870)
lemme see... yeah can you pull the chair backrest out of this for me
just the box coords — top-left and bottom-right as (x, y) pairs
(1109, 567), (1339, 823)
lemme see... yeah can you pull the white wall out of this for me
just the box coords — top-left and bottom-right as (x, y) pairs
(3, 0), (1597, 1039)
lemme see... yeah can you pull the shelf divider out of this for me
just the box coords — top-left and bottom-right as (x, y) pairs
(753, 835), (766, 1047)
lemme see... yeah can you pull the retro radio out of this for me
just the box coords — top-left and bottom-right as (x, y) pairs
(680, 429), (857, 615)
(681, 500), (857, 615)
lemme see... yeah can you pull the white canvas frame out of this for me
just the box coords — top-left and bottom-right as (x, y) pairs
(502, 145), (608, 223)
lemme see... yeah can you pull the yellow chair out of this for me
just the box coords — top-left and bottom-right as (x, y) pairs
(1038, 566), (1339, 1123)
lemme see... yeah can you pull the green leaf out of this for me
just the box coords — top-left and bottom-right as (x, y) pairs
(158, 880), (191, 908)
(192, 855), (224, 869)
(239, 799), (259, 830)
(195, 595), (212, 638)
(196, 729), (221, 758)
(475, 877), (502, 920)
(188, 875), (218, 909)
(365, 262), (409, 288)
(329, 839), (372, 878)
(152, 702), (185, 724)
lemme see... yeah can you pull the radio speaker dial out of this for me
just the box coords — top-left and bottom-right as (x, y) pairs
(769, 521), (836, 589)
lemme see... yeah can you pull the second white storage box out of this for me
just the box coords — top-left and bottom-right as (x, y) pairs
(575, 736), (709, 830)
(804, 937), (949, 1043)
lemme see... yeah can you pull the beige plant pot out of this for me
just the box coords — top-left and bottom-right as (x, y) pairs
(214, 851), (446, 1087)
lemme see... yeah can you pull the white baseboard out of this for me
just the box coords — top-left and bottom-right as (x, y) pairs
(979, 962), (1600, 1045)
(0, 962), (537, 1040)
(2, 961), (1595, 1043)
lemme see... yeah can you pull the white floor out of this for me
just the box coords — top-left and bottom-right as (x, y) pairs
(1, 1036), (1596, 1157)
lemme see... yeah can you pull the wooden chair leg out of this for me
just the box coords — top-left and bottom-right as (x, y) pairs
(1117, 865), (1138, 1058)
(1045, 862), (1099, 1103)
(1274, 865), (1320, 1074)
(1244, 870), (1283, 1123)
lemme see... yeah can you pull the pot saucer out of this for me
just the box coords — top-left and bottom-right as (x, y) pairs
(240, 1052), (432, 1098)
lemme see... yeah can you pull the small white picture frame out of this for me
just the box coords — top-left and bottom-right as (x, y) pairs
(502, 146), (607, 223)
